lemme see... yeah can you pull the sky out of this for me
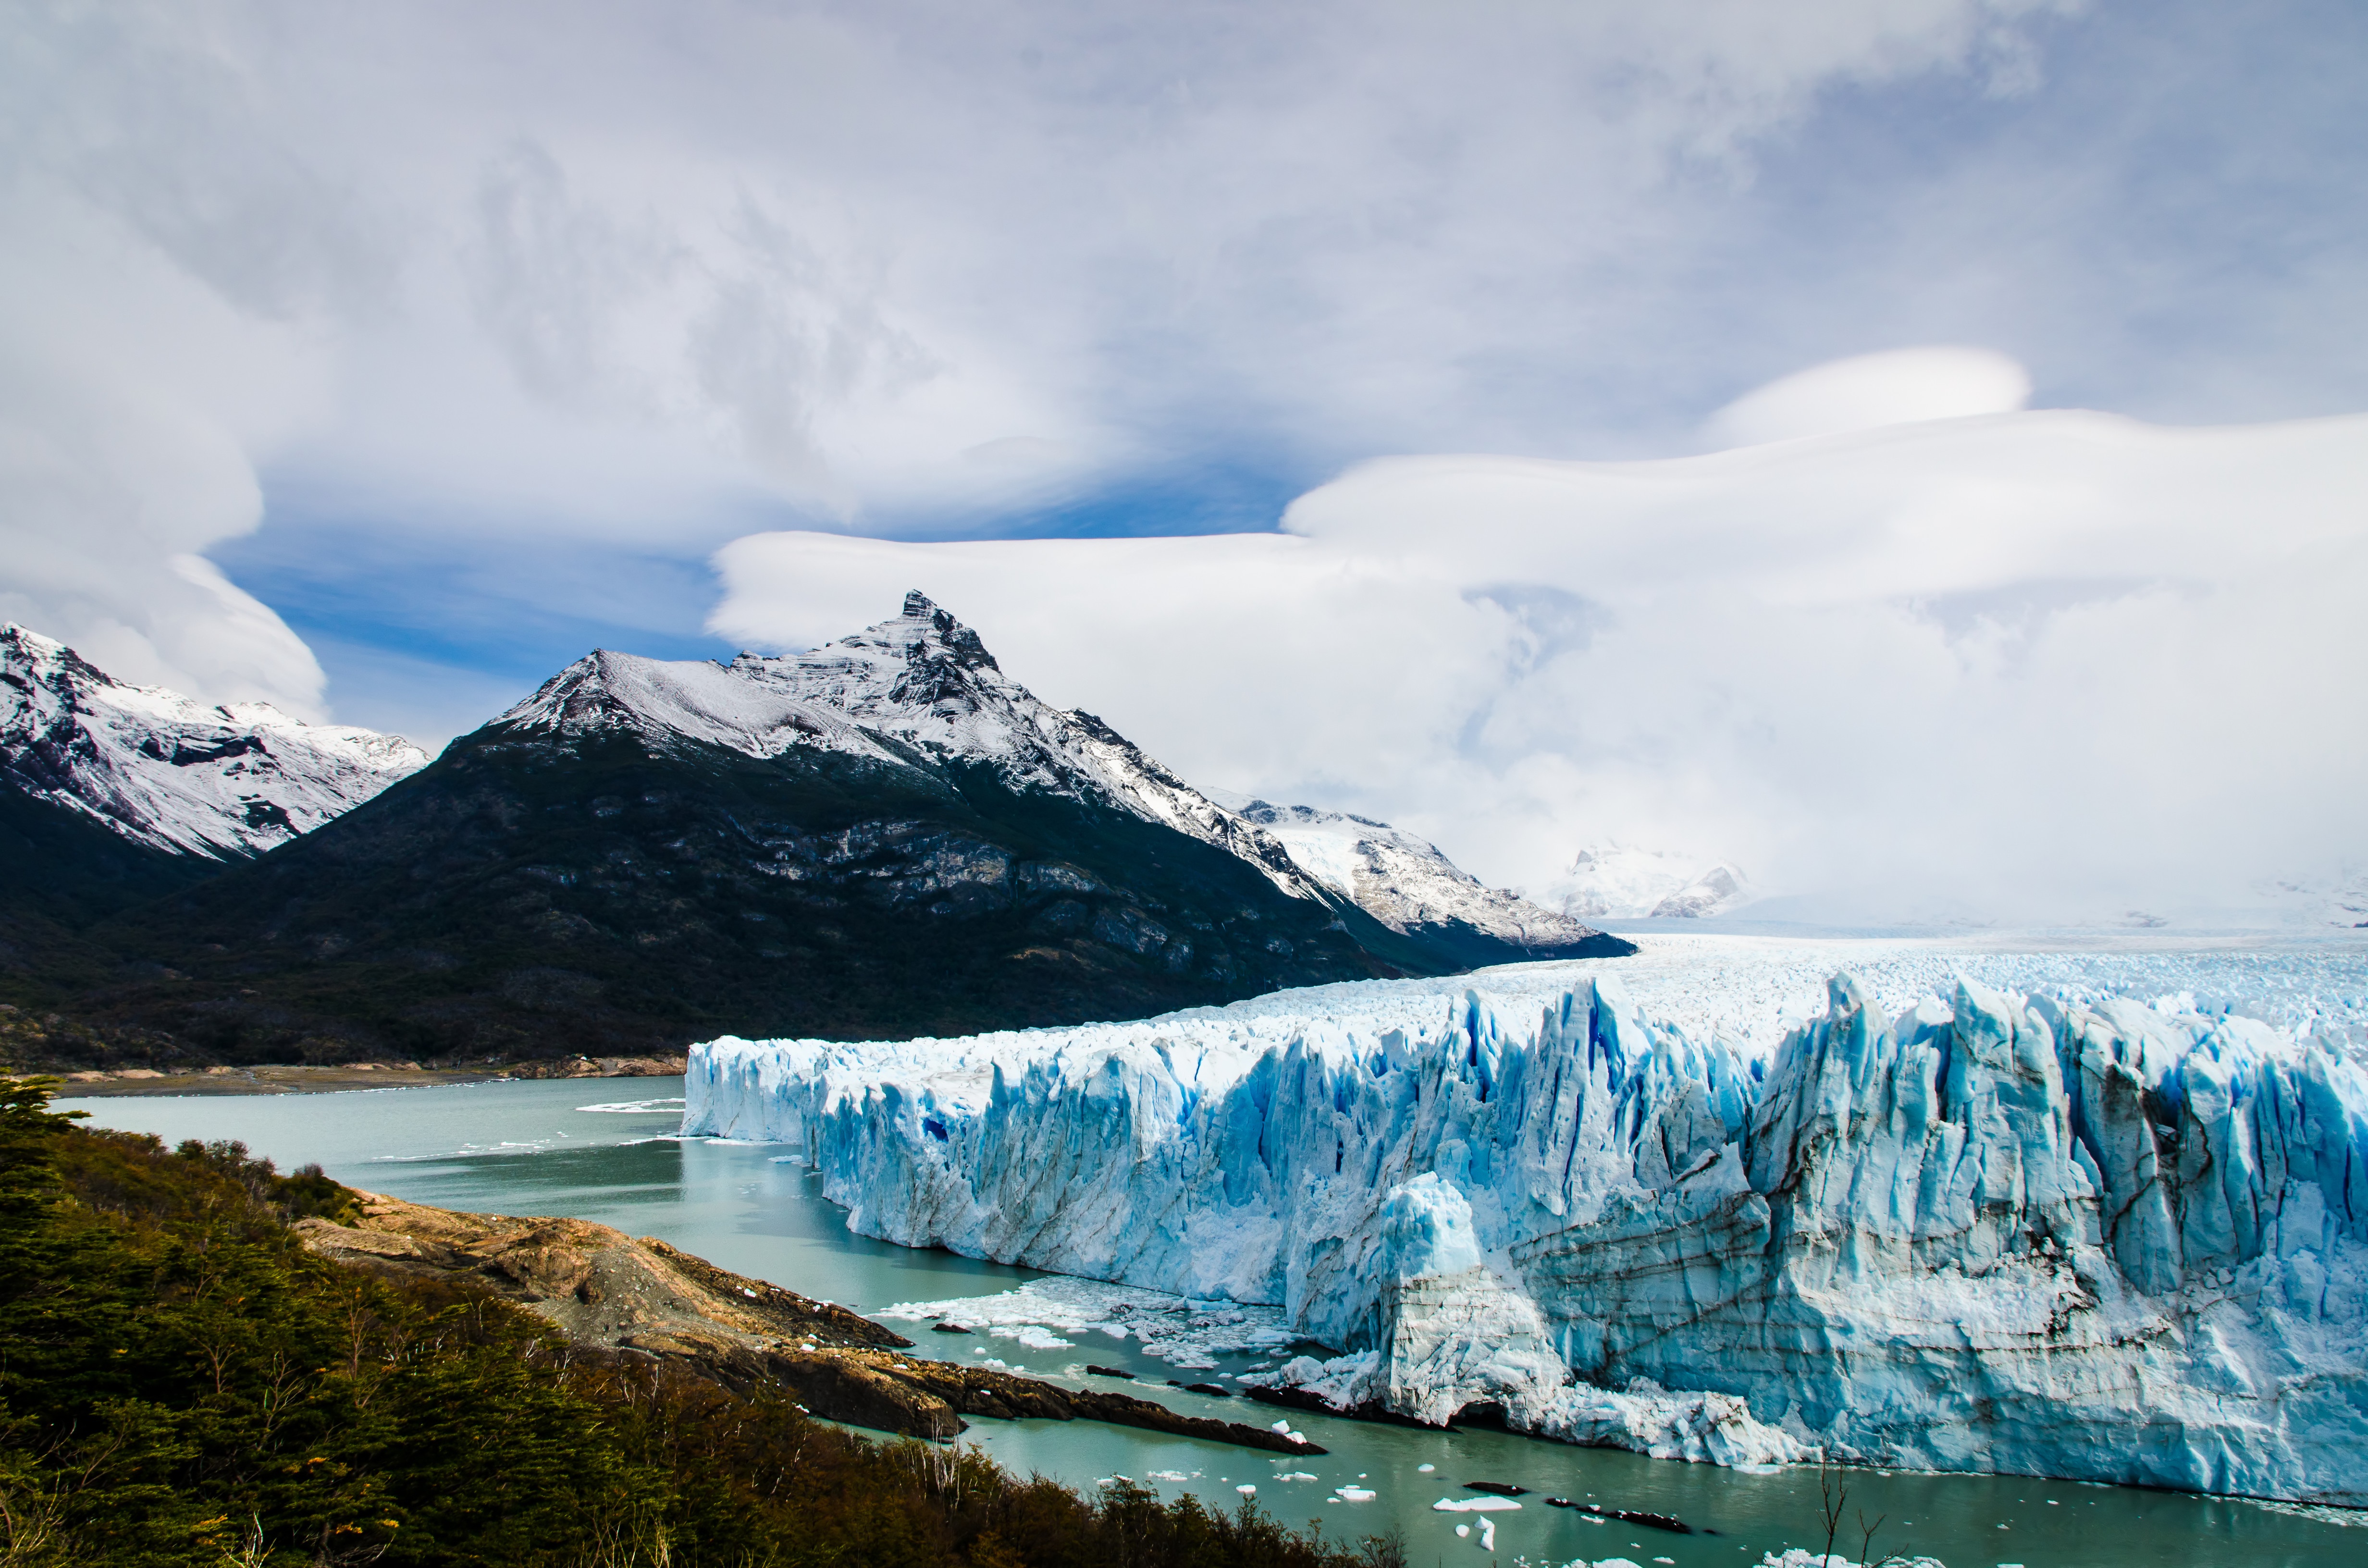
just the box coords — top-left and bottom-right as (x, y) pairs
(3, 0), (2365, 919)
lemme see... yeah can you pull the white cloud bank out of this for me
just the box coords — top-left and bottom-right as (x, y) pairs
(0, 191), (331, 713)
(0, 0), (2121, 719)
(1700, 345), (2032, 447)
(713, 362), (2368, 923)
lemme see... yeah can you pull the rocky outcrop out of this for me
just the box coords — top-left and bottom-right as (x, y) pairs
(295, 1191), (1320, 1454)
(505, 1054), (689, 1079)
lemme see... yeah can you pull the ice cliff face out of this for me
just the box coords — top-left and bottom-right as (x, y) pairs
(0, 624), (429, 858)
(1212, 795), (1607, 955)
(686, 967), (2368, 1502)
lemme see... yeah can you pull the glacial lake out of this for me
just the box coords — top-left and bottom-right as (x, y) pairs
(67, 1078), (2361, 1568)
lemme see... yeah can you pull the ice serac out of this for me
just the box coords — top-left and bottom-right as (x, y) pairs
(0, 623), (429, 858)
(685, 969), (2368, 1502)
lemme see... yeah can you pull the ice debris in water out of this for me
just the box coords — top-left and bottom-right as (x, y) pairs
(689, 940), (2368, 1504)
(876, 1275), (1291, 1370)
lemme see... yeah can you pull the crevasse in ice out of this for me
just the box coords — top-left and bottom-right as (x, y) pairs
(684, 971), (2368, 1502)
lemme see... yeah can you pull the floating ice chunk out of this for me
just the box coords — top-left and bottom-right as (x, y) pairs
(1431, 1496), (1521, 1512)
(1235, 1484), (1256, 1496)
(1332, 1486), (1376, 1501)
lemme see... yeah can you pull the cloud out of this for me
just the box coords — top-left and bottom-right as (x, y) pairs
(1700, 345), (2031, 447)
(1, 0), (2108, 718)
(5, 0), (2364, 772)
(0, 184), (329, 713)
(712, 370), (2368, 921)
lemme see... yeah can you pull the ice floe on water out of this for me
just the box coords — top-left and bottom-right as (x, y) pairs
(876, 1274), (1296, 1368)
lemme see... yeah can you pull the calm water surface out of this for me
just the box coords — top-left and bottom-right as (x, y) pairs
(67, 1080), (2361, 1568)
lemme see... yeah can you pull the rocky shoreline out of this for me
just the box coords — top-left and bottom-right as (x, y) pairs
(299, 1188), (1325, 1456)
(56, 1053), (690, 1096)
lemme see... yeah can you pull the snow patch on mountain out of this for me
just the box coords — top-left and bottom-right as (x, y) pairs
(2254, 869), (2368, 931)
(505, 592), (1389, 904)
(1207, 793), (1604, 953)
(1554, 843), (1754, 919)
(0, 624), (429, 858)
(684, 933), (2368, 1501)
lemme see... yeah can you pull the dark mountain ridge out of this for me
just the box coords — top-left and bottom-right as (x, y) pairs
(4, 597), (1627, 1065)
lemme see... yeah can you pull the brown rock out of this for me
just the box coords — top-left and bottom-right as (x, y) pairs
(295, 1190), (1320, 1454)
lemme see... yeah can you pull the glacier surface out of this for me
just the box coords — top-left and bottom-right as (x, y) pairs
(684, 937), (2368, 1502)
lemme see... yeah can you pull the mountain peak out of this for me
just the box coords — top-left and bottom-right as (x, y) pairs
(877, 589), (1000, 675)
(1, 625), (429, 858)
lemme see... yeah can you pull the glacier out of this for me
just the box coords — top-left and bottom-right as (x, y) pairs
(684, 942), (2368, 1503)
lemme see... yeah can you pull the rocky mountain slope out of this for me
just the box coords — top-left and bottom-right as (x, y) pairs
(0, 624), (428, 945)
(1, 623), (427, 861)
(1210, 794), (1610, 963)
(59, 595), (1620, 1061)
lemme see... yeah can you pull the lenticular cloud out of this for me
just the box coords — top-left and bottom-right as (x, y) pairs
(710, 388), (2368, 923)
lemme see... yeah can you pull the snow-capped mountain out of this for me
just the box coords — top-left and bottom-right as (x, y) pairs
(509, 592), (1415, 914)
(0, 624), (428, 859)
(75, 592), (1614, 1063)
(1553, 841), (1754, 919)
(1208, 793), (1606, 955)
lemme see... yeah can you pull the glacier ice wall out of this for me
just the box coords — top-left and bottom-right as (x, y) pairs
(685, 972), (2368, 1502)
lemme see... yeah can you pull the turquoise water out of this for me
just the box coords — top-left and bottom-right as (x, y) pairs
(66, 1080), (2363, 1568)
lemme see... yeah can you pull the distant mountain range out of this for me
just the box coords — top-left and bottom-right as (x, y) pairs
(1, 624), (427, 928)
(1550, 841), (1755, 920)
(1209, 792), (1609, 965)
(0, 598), (1625, 1066)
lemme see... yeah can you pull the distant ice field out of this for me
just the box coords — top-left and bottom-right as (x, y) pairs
(1134, 929), (2368, 1064)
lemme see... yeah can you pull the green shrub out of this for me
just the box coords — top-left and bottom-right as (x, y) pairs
(0, 1076), (1403, 1568)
